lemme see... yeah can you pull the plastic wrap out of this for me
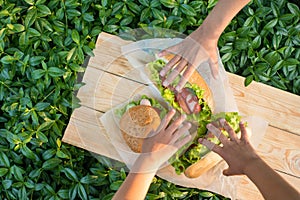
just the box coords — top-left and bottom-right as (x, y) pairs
(100, 38), (268, 199)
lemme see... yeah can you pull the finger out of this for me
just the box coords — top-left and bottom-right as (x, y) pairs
(206, 123), (228, 144)
(174, 134), (192, 150)
(163, 60), (188, 87)
(198, 138), (222, 155)
(165, 114), (187, 135)
(156, 109), (176, 133)
(220, 118), (238, 142)
(170, 122), (191, 144)
(223, 168), (232, 176)
(175, 63), (195, 91)
(240, 121), (249, 142)
(160, 55), (181, 77)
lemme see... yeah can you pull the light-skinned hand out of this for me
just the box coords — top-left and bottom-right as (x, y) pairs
(159, 28), (219, 91)
(133, 109), (192, 173)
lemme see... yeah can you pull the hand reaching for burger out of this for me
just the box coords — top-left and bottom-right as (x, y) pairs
(199, 118), (259, 176)
(199, 119), (300, 200)
(159, 30), (219, 92)
(134, 109), (192, 173)
(112, 109), (192, 200)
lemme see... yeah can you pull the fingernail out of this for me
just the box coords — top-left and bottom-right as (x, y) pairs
(158, 52), (162, 57)
(160, 70), (165, 76)
(187, 122), (191, 128)
(206, 123), (213, 130)
(220, 118), (226, 126)
(162, 80), (168, 86)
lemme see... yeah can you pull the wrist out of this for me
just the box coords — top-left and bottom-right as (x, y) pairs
(243, 155), (264, 176)
(131, 155), (160, 174)
(190, 25), (220, 44)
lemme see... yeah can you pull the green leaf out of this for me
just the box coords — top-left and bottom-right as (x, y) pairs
(78, 183), (88, 200)
(42, 149), (56, 160)
(11, 165), (24, 182)
(67, 47), (77, 62)
(48, 67), (65, 77)
(2, 179), (12, 189)
(264, 51), (281, 66)
(63, 168), (79, 182)
(140, 8), (151, 22)
(80, 175), (97, 184)
(83, 13), (94, 22)
(24, 0), (34, 5)
(200, 191), (214, 197)
(1, 55), (15, 64)
(0, 152), (10, 167)
(139, 0), (149, 6)
(221, 52), (232, 62)
(21, 145), (36, 160)
(29, 56), (45, 66)
(37, 5), (51, 16)
(120, 16), (133, 26)
(252, 35), (261, 49)
(271, 78), (287, 90)
(127, 1), (141, 14)
(110, 180), (123, 191)
(0, 168), (8, 177)
(34, 102), (50, 111)
(58, 189), (69, 199)
(180, 4), (196, 16)
(28, 28), (41, 37)
(42, 158), (62, 170)
(36, 131), (48, 143)
(287, 3), (299, 15)
(152, 8), (164, 21)
(160, 0), (177, 8)
(25, 9), (37, 28)
(72, 29), (80, 45)
(32, 69), (46, 79)
(264, 18), (278, 30)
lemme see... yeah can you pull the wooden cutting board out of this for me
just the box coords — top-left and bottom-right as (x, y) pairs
(63, 32), (300, 199)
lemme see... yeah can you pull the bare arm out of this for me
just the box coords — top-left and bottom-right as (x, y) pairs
(200, 119), (299, 200)
(160, 0), (251, 90)
(112, 110), (191, 200)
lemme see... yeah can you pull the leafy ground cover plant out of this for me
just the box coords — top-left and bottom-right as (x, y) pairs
(0, 0), (299, 199)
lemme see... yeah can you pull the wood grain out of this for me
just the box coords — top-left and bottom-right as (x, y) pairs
(63, 105), (300, 199)
(62, 32), (300, 199)
(90, 32), (300, 135)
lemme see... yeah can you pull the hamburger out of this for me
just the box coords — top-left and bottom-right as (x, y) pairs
(117, 55), (242, 178)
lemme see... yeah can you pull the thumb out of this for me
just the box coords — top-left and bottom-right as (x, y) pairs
(158, 44), (178, 57)
(222, 168), (233, 176)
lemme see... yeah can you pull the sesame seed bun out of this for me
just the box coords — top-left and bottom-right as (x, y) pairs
(120, 105), (161, 153)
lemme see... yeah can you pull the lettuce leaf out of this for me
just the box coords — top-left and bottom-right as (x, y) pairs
(147, 59), (242, 175)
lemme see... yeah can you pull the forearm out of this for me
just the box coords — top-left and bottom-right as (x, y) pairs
(191, 0), (251, 40)
(245, 157), (300, 200)
(112, 157), (157, 200)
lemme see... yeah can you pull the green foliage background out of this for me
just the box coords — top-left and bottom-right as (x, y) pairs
(0, 0), (299, 199)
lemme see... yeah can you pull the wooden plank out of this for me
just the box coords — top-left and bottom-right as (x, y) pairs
(90, 32), (300, 135)
(77, 68), (300, 177)
(77, 66), (146, 112)
(62, 105), (300, 200)
(257, 126), (300, 178)
(63, 106), (121, 161)
(228, 73), (300, 135)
